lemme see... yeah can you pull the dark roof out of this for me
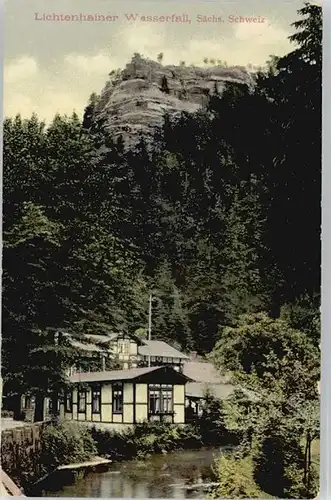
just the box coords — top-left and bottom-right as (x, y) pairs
(69, 365), (192, 384)
(138, 340), (189, 360)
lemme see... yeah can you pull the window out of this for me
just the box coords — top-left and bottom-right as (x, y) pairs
(48, 398), (60, 414)
(112, 383), (123, 413)
(149, 387), (160, 414)
(162, 387), (173, 413)
(92, 385), (101, 414)
(78, 391), (86, 413)
(148, 384), (173, 414)
(65, 391), (72, 413)
(118, 340), (130, 355)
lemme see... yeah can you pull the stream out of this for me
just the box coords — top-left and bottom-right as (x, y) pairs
(43, 448), (222, 498)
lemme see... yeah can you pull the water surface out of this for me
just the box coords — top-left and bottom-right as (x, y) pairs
(44, 448), (220, 498)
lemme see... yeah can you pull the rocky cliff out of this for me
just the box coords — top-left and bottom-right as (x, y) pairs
(92, 53), (254, 147)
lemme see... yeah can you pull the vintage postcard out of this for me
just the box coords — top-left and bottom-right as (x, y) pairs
(1, 0), (322, 498)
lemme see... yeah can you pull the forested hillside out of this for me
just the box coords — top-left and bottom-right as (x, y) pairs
(2, 2), (321, 412)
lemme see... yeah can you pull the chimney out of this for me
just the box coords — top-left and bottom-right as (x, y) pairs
(190, 351), (197, 360)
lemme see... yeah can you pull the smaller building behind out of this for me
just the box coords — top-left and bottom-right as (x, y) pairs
(64, 332), (189, 374)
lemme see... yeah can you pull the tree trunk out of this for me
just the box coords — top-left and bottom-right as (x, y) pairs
(304, 433), (309, 486)
(51, 391), (59, 421)
(12, 394), (22, 420)
(307, 432), (312, 492)
(34, 394), (44, 422)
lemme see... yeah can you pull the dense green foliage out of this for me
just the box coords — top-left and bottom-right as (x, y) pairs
(211, 454), (264, 499)
(2, 4), (320, 378)
(92, 421), (203, 460)
(211, 312), (319, 498)
(208, 8), (321, 496)
(40, 421), (97, 469)
(197, 389), (234, 445)
(2, 114), (146, 404)
(2, 3), (321, 495)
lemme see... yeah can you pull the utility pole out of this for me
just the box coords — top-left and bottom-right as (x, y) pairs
(50, 330), (60, 422)
(148, 294), (152, 367)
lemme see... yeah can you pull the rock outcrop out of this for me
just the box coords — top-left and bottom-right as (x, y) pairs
(92, 53), (254, 147)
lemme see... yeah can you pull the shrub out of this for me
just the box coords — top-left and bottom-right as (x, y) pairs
(211, 453), (263, 498)
(253, 433), (309, 498)
(197, 390), (233, 445)
(40, 421), (97, 469)
(92, 421), (203, 460)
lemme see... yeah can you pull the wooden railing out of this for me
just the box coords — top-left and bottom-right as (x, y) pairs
(0, 467), (25, 496)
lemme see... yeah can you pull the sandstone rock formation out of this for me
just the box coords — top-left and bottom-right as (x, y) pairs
(91, 53), (254, 147)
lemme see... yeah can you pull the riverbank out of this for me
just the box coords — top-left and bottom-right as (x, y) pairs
(26, 419), (237, 496)
(42, 447), (222, 498)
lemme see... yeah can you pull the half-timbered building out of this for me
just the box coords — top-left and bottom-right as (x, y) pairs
(60, 365), (192, 431)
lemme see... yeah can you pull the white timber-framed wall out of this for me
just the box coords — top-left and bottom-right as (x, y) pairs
(110, 333), (139, 369)
(60, 366), (190, 431)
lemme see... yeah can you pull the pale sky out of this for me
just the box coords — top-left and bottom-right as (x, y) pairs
(4, 0), (305, 122)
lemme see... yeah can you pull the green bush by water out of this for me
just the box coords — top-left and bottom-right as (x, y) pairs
(92, 422), (203, 460)
(210, 454), (266, 499)
(40, 421), (97, 469)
